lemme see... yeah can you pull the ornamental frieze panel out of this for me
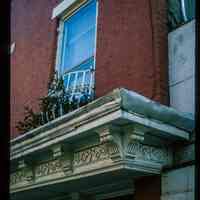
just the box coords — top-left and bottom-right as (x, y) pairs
(10, 138), (173, 190)
(35, 159), (63, 178)
(10, 168), (33, 187)
(126, 142), (172, 165)
(73, 144), (110, 167)
(10, 170), (26, 186)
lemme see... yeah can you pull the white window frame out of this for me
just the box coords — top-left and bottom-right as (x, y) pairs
(54, 0), (98, 98)
(180, 0), (188, 22)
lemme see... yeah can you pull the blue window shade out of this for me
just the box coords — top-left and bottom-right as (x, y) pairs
(61, 0), (96, 71)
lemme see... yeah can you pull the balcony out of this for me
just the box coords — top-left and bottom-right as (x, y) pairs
(10, 88), (194, 200)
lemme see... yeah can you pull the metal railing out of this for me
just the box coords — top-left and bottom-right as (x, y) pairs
(40, 69), (95, 123)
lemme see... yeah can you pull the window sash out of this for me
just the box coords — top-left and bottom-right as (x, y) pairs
(181, 0), (195, 22)
(60, 0), (97, 72)
(63, 57), (94, 99)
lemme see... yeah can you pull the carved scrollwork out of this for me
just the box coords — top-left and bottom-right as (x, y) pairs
(127, 141), (172, 165)
(35, 159), (62, 178)
(95, 125), (122, 161)
(10, 167), (34, 186)
(73, 144), (109, 167)
(10, 170), (26, 186)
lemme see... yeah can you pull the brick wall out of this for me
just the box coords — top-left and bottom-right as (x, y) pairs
(11, 0), (168, 138)
(11, 0), (59, 138)
(95, 0), (168, 104)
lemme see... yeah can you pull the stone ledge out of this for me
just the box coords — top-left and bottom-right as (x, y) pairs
(11, 88), (193, 160)
(10, 88), (194, 199)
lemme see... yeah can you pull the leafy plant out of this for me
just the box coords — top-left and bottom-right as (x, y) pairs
(15, 106), (42, 133)
(16, 71), (93, 134)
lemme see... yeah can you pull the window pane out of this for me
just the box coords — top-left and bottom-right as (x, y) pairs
(68, 73), (76, 89)
(64, 28), (95, 68)
(168, 0), (195, 31)
(84, 71), (91, 86)
(184, 0), (195, 21)
(63, 74), (69, 88)
(77, 72), (84, 87)
(70, 57), (94, 72)
(67, 1), (96, 41)
(61, 0), (96, 70)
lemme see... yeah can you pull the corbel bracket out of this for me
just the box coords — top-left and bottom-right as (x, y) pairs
(124, 124), (146, 143)
(17, 159), (34, 182)
(96, 125), (123, 161)
(51, 144), (63, 158)
(18, 159), (27, 169)
(51, 144), (73, 174)
(123, 124), (146, 159)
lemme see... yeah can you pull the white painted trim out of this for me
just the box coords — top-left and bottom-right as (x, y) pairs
(94, 0), (99, 69)
(52, 0), (78, 19)
(181, 0), (188, 22)
(92, 0), (99, 96)
(55, 20), (64, 76)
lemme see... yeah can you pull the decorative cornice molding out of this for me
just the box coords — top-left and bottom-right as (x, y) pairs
(11, 88), (192, 162)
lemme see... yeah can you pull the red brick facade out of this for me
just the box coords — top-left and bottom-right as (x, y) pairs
(11, 0), (59, 138)
(95, 0), (168, 104)
(11, 0), (168, 139)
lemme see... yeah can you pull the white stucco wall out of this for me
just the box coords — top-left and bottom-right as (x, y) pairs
(168, 20), (195, 116)
(161, 165), (195, 200)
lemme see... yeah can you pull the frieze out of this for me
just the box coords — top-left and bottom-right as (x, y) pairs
(10, 170), (26, 186)
(73, 144), (109, 167)
(35, 159), (62, 178)
(127, 142), (172, 164)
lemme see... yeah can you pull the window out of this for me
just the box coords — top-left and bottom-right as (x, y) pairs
(180, 0), (195, 22)
(57, 0), (97, 100)
(168, 0), (195, 31)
